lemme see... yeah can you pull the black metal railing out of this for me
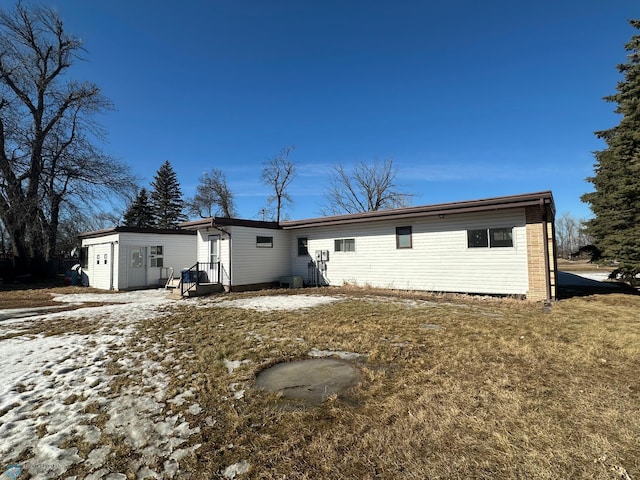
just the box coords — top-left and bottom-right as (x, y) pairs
(180, 262), (220, 296)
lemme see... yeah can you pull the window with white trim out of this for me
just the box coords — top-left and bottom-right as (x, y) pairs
(150, 245), (164, 267)
(396, 226), (412, 249)
(334, 238), (355, 252)
(256, 236), (273, 248)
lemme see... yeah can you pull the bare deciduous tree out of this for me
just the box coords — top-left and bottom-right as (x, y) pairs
(321, 158), (412, 215)
(555, 212), (591, 259)
(0, 2), (134, 273)
(260, 146), (296, 222)
(188, 168), (237, 219)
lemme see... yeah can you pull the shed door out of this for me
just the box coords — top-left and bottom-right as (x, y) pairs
(129, 246), (147, 287)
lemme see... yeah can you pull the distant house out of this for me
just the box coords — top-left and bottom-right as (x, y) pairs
(78, 227), (196, 290)
(179, 191), (557, 301)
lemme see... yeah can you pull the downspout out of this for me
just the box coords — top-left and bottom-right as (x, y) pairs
(540, 199), (552, 301)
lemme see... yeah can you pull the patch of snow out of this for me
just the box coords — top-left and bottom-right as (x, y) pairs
(223, 460), (251, 479)
(224, 358), (251, 374)
(213, 294), (341, 311)
(0, 289), (201, 479)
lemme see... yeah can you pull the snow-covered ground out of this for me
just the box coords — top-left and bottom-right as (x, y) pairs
(0, 290), (343, 479)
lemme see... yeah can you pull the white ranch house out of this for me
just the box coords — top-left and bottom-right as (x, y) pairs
(178, 191), (557, 301)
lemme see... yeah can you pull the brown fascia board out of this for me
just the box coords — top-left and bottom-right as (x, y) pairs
(280, 191), (555, 229)
(179, 217), (281, 230)
(78, 226), (196, 239)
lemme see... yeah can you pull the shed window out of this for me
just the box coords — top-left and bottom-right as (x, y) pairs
(150, 245), (164, 267)
(396, 226), (412, 249)
(467, 228), (513, 248)
(335, 238), (355, 252)
(257, 236), (273, 248)
(297, 237), (308, 256)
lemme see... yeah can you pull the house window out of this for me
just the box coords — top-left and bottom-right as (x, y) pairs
(490, 228), (513, 247)
(256, 236), (273, 248)
(334, 238), (355, 252)
(297, 237), (308, 256)
(467, 228), (513, 248)
(396, 226), (412, 249)
(150, 245), (163, 267)
(467, 229), (489, 248)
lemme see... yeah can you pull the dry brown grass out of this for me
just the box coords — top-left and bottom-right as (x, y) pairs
(125, 288), (640, 479)
(0, 286), (110, 309)
(557, 258), (615, 273)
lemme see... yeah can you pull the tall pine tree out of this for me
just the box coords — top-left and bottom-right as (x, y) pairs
(582, 20), (640, 283)
(150, 161), (186, 229)
(123, 188), (154, 228)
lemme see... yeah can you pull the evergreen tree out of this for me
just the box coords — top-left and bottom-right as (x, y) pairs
(150, 161), (187, 228)
(582, 19), (640, 283)
(123, 188), (154, 228)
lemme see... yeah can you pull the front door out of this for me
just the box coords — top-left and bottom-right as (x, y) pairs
(209, 235), (220, 283)
(129, 246), (147, 287)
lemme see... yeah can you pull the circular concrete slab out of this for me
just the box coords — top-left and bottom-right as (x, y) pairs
(255, 359), (359, 405)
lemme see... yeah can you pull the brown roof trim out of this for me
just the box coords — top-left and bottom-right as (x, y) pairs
(78, 226), (196, 239)
(179, 217), (281, 230)
(280, 191), (555, 229)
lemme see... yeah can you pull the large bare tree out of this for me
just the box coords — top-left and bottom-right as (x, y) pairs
(321, 158), (412, 215)
(0, 2), (133, 274)
(188, 168), (237, 219)
(260, 145), (296, 222)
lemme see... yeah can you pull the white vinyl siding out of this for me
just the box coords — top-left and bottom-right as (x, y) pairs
(288, 209), (529, 295)
(81, 233), (119, 290)
(229, 226), (290, 286)
(82, 232), (196, 290)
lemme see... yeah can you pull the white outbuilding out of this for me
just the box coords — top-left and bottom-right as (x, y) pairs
(78, 227), (197, 290)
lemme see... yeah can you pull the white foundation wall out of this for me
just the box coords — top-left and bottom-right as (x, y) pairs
(288, 209), (529, 295)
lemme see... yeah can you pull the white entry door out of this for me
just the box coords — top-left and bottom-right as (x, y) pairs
(129, 246), (147, 287)
(208, 235), (220, 282)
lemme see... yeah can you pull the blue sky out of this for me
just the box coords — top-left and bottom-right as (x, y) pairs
(51, 0), (638, 222)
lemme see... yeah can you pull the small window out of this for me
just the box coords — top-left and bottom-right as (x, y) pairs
(150, 245), (164, 267)
(297, 237), (308, 256)
(468, 229), (489, 248)
(256, 236), (273, 248)
(334, 238), (355, 252)
(396, 226), (412, 249)
(489, 228), (513, 247)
